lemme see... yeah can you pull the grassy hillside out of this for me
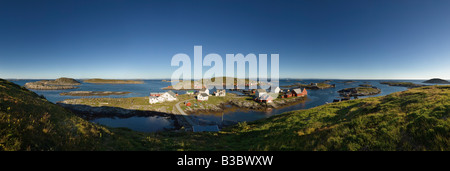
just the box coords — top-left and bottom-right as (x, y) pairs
(1, 78), (449, 151)
(0, 79), (111, 150)
(211, 85), (450, 151)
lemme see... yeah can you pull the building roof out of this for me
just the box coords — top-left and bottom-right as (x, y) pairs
(259, 94), (273, 101)
(199, 93), (209, 97)
(166, 90), (177, 97)
(256, 89), (266, 93)
(149, 96), (158, 99)
(292, 88), (302, 94)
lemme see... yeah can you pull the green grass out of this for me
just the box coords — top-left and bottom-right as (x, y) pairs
(1, 78), (449, 151)
(0, 79), (110, 150)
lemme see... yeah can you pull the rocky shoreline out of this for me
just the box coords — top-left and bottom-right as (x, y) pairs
(57, 103), (181, 128)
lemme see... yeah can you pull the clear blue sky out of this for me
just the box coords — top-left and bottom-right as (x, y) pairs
(1, 0), (449, 79)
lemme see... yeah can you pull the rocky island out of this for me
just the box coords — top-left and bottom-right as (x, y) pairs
(24, 77), (81, 90)
(162, 77), (262, 90)
(338, 87), (381, 96)
(60, 91), (131, 96)
(83, 79), (144, 84)
(423, 78), (450, 84)
(380, 81), (424, 88)
(282, 82), (335, 89)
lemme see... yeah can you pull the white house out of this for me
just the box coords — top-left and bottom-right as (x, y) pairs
(215, 89), (226, 96)
(149, 96), (159, 104)
(148, 90), (177, 104)
(160, 91), (177, 101)
(271, 86), (281, 93)
(199, 88), (209, 95)
(197, 93), (209, 101)
(255, 89), (267, 98)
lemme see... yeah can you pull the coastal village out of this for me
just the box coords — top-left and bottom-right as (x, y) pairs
(143, 84), (309, 132)
(147, 86), (307, 105)
(34, 77), (429, 133)
(21, 77), (450, 134)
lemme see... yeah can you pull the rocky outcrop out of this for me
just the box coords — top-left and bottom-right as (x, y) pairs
(338, 87), (381, 96)
(228, 99), (262, 110)
(24, 77), (80, 90)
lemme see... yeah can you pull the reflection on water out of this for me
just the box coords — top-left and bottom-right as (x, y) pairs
(91, 116), (175, 132)
(10, 79), (445, 132)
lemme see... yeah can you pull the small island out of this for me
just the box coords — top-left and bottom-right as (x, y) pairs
(359, 84), (373, 87)
(83, 79), (144, 84)
(60, 91), (131, 96)
(341, 80), (357, 84)
(338, 87), (381, 96)
(162, 77), (261, 90)
(423, 78), (450, 84)
(24, 77), (80, 90)
(281, 82), (335, 89)
(380, 81), (424, 88)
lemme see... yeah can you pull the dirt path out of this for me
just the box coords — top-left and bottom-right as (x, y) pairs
(174, 98), (197, 129)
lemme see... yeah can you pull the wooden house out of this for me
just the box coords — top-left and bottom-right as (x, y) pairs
(292, 88), (307, 97)
(256, 93), (273, 103)
(197, 93), (209, 101)
(199, 88), (210, 95)
(214, 89), (226, 96)
(255, 89), (267, 98)
(149, 96), (159, 104)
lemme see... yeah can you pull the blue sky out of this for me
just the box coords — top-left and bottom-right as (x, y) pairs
(0, 0), (450, 79)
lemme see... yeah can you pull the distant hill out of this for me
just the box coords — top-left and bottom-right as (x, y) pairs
(83, 79), (144, 84)
(166, 77), (262, 90)
(423, 78), (450, 84)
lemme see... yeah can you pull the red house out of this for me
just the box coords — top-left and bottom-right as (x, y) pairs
(284, 92), (293, 98)
(292, 88), (307, 97)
